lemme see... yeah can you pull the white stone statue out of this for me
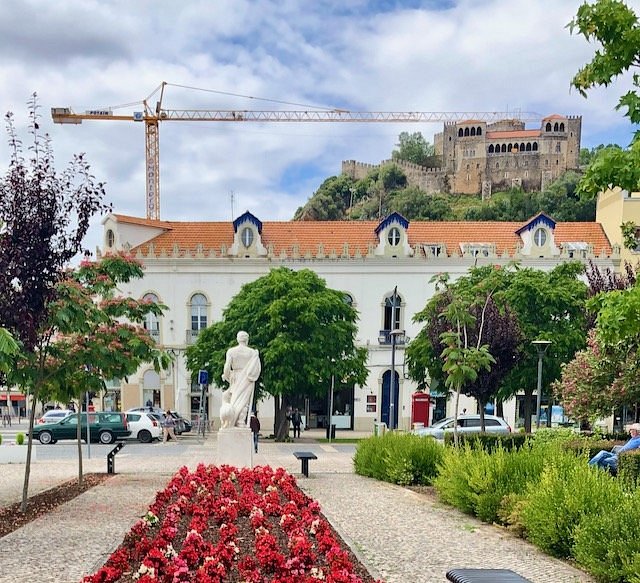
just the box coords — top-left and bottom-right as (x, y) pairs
(220, 331), (261, 428)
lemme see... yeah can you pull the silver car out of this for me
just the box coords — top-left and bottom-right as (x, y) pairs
(414, 414), (511, 439)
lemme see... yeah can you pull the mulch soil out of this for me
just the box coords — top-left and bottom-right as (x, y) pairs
(0, 472), (112, 538)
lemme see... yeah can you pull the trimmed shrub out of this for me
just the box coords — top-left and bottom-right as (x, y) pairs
(519, 452), (623, 558)
(562, 439), (622, 459)
(618, 449), (640, 491)
(434, 443), (546, 523)
(573, 488), (640, 582)
(443, 432), (529, 451)
(353, 432), (444, 486)
(15, 432), (24, 445)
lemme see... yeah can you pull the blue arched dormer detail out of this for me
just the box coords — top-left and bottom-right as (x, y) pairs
(515, 212), (556, 235)
(233, 211), (263, 234)
(374, 212), (410, 236)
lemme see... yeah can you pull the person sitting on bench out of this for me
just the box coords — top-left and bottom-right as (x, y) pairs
(589, 423), (640, 472)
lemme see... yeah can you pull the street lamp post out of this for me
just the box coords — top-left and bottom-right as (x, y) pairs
(532, 340), (552, 430)
(389, 329), (405, 431)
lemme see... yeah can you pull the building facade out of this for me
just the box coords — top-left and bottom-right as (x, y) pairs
(99, 208), (615, 434)
(343, 114), (581, 197)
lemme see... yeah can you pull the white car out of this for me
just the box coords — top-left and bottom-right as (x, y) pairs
(414, 415), (512, 440)
(37, 409), (75, 425)
(125, 411), (162, 443)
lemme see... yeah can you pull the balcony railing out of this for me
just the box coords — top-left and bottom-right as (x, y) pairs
(378, 329), (407, 346)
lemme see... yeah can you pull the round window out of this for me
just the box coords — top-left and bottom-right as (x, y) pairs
(387, 227), (401, 246)
(241, 227), (254, 248)
(534, 228), (547, 247)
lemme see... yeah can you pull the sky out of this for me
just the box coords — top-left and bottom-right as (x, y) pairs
(1, 0), (639, 255)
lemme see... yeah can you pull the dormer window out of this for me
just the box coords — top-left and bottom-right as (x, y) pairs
(388, 227), (401, 246)
(533, 228), (547, 247)
(241, 227), (254, 248)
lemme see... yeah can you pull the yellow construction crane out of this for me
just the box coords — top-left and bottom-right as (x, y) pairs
(52, 81), (538, 220)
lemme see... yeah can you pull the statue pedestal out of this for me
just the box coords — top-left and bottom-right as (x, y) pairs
(217, 427), (253, 468)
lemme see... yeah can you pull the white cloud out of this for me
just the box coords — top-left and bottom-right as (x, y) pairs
(1, 0), (639, 256)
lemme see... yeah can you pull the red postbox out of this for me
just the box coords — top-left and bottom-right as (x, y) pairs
(411, 392), (431, 428)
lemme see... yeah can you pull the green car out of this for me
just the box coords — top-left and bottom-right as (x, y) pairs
(31, 412), (131, 445)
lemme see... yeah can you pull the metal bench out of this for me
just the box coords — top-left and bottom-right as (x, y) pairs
(107, 442), (126, 474)
(446, 569), (532, 582)
(293, 451), (317, 477)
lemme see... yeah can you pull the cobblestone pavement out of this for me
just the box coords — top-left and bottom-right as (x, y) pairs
(0, 431), (594, 583)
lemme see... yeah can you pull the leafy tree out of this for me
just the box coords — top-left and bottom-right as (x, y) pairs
(186, 267), (368, 440)
(392, 132), (439, 167)
(0, 96), (109, 511)
(500, 263), (589, 432)
(570, 0), (640, 196)
(0, 326), (18, 375)
(392, 188), (453, 220)
(294, 175), (355, 220)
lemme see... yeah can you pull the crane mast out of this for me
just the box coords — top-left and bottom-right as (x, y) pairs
(52, 88), (539, 219)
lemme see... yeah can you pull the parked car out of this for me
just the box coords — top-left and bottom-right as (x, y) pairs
(127, 407), (189, 435)
(414, 415), (511, 440)
(125, 411), (162, 443)
(30, 412), (131, 445)
(180, 416), (193, 433)
(37, 409), (75, 425)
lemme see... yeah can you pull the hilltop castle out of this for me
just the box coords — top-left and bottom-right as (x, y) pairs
(342, 115), (582, 197)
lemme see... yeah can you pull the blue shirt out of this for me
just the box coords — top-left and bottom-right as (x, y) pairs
(618, 434), (640, 454)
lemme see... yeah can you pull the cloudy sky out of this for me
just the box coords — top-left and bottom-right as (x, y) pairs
(1, 0), (639, 254)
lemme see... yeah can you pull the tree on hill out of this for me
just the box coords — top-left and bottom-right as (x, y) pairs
(392, 132), (439, 167)
(186, 267), (368, 441)
(570, 0), (640, 196)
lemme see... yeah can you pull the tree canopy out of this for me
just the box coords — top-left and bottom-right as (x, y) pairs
(391, 132), (439, 167)
(186, 267), (368, 440)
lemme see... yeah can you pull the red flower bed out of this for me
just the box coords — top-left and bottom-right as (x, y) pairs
(82, 464), (382, 583)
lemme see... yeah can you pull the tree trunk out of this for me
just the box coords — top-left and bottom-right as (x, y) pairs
(76, 408), (83, 486)
(523, 388), (533, 433)
(21, 388), (38, 513)
(274, 395), (292, 441)
(453, 386), (461, 447)
(479, 400), (486, 432)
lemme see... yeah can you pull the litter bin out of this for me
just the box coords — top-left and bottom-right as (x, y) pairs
(326, 424), (336, 439)
(374, 422), (387, 436)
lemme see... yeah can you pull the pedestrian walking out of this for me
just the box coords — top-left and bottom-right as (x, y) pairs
(292, 408), (302, 439)
(250, 411), (260, 453)
(163, 410), (178, 443)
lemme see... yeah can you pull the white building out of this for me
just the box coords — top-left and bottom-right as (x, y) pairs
(99, 210), (617, 433)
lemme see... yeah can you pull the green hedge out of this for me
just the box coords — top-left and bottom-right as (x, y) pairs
(443, 432), (529, 451)
(353, 432), (444, 486)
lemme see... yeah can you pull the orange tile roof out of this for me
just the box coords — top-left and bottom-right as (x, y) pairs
(542, 114), (567, 120)
(117, 215), (612, 258)
(486, 130), (541, 140)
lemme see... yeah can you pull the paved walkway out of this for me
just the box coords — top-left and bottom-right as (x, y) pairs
(0, 429), (593, 583)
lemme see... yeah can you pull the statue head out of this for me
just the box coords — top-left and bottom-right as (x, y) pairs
(237, 331), (249, 344)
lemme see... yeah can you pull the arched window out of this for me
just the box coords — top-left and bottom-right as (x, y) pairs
(383, 292), (402, 333)
(106, 229), (115, 248)
(512, 144), (519, 152)
(520, 143), (525, 152)
(142, 293), (160, 341)
(532, 142), (538, 151)
(545, 122), (552, 131)
(526, 142), (532, 151)
(470, 127), (476, 136)
(387, 227), (401, 246)
(477, 127), (482, 136)
(458, 128), (464, 137)
(501, 144), (507, 153)
(508, 143), (513, 152)
(559, 122), (565, 132)
(190, 293), (208, 334)
(553, 122), (559, 131)
(343, 293), (354, 307)
(464, 127), (470, 137)
(496, 162), (500, 169)
(488, 145), (494, 154)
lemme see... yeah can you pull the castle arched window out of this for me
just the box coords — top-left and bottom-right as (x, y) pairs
(470, 127), (476, 136)
(526, 142), (532, 151)
(545, 159), (549, 166)
(520, 143), (525, 152)
(496, 162), (500, 169)
(477, 127), (482, 135)
(501, 144), (507, 153)
(464, 127), (470, 137)
(488, 145), (494, 154)
(512, 144), (519, 152)
(189, 293), (208, 335)
(508, 143), (513, 152)
(142, 293), (160, 341)
(560, 122), (565, 132)
(532, 142), (538, 151)
(553, 122), (559, 131)
(458, 128), (464, 137)
(545, 122), (552, 131)
(466, 164), (470, 170)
